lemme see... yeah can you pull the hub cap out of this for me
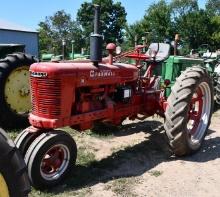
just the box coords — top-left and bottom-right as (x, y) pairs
(40, 144), (70, 181)
(187, 82), (211, 144)
(0, 173), (9, 197)
(4, 66), (31, 114)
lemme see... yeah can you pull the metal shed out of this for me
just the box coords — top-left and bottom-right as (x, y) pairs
(0, 19), (39, 57)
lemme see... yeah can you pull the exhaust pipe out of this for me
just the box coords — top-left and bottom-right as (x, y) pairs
(90, 4), (103, 66)
(174, 34), (180, 56)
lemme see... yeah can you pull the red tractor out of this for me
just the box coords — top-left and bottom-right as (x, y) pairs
(15, 5), (213, 189)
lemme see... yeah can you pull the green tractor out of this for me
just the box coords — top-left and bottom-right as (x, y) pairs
(41, 52), (89, 61)
(0, 129), (30, 197)
(198, 46), (220, 104)
(0, 44), (37, 128)
(125, 38), (220, 104)
(41, 40), (89, 62)
(187, 44), (220, 104)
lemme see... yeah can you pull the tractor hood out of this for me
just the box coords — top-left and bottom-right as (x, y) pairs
(30, 62), (138, 86)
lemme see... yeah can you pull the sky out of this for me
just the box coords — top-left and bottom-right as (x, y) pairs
(0, 0), (207, 31)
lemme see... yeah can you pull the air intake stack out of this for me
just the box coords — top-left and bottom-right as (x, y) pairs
(90, 4), (103, 66)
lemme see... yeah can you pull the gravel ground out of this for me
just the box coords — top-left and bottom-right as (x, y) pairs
(30, 107), (220, 197)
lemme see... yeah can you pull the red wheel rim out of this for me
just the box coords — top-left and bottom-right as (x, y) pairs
(188, 87), (203, 135)
(40, 144), (70, 180)
(41, 146), (64, 175)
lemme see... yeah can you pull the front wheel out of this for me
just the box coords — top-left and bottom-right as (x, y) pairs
(24, 130), (77, 189)
(14, 127), (43, 157)
(164, 66), (213, 156)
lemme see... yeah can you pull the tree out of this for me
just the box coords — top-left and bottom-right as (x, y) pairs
(206, 0), (220, 15)
(175, 10), (211, 49)
(38, 21), (53, 54)
(205, 0), (220, 48)
(123, 0), (219, 51)
(124, 20), (148, 49)
(142, 0), (174, 42)
(210, 16), (220, 48)
(77, 0), (127, 49)
(38, 10), (84, 55)
(170, 0), (199, 18)
(170, 0), (213, 50)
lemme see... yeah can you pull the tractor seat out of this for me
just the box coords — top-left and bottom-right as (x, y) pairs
(146, 43), (170, 62)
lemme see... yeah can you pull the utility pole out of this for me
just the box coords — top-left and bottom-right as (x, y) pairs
(62, 39), (66, 60)
(71, 40), (75, 60)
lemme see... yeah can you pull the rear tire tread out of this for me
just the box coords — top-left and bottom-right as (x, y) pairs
(164, 66), (213, 156)
(0, 129), (30, 197)
(0, 53), (37, 128)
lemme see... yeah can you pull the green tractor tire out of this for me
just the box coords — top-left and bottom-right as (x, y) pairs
(0, 129), (30, 197)
(215, 77), (220, 105)
(0, 53), (37, 128)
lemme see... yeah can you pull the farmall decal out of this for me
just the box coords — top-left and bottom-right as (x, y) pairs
(30, 71), (48, 78)
(90, 70), (115, 78)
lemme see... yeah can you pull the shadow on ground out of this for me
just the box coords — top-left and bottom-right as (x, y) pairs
(213, 102), (220, 113)
(185, 129), (220, 162)
(46, 120), (220, 194)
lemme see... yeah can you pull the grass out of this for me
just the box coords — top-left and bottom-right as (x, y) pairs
(6, 128), (23, 140)
(105, 177), (140, 197)
(8, 119), (168, 197)
(30, 141), (96, 197)
(76, 146), (96, 166)
(149, 170), (163, 177)
(30, 187), (93, 197)
(87, 122), (119, 139)
(28, 126), (147, 196)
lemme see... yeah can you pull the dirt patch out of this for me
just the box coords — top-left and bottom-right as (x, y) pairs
(30, 109), (220, 197)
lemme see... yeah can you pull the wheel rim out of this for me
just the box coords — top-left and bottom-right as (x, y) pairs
(187, 82), (211, 144)
(40, 144), (70, 181)
(0, 173), (9, 197)
(4, 66), (31, 114)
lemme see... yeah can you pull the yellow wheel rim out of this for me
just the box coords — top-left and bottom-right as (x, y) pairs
(4, 66), (31, 114)
(0, 173), (9, 197)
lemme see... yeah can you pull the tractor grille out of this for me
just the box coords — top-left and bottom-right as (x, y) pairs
(30, 77), (61, 117)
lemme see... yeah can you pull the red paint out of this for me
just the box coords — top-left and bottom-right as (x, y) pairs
(106, 43), (116, 51)
(188, 87), (203, 135)
(164, 79), (171, 86)
(106, 43), (116, 65)
(29, 46), (167, 131)
(41, 146), (65, 175)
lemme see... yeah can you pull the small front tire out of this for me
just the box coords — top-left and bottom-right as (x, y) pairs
(24, 130), (77, 189)
(14, 127), (42, 157)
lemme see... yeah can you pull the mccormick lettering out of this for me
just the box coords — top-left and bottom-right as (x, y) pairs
(90, 70), (115, 78)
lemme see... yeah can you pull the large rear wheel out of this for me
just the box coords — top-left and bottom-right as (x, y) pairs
(0, 129), (30, 197)
(0, 53), (37, 128)
(164, 66), (213, 156)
